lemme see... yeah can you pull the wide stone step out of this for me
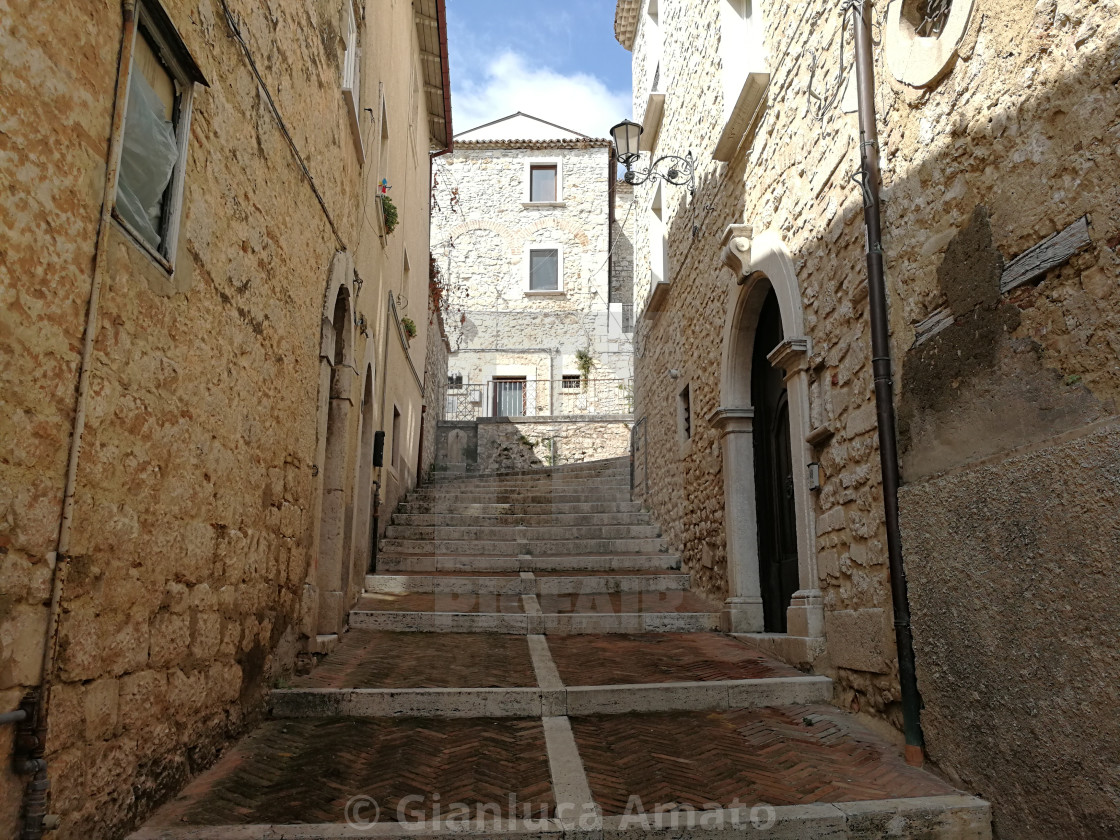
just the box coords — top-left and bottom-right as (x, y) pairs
(348, 591), (720, 634)
(382, 524), (661, 541)
(429, 459), (630, 483)
(271, 674), (833, 719)
(364, 572), (692, 595)
(426, 475), (630, 490)
(379, 537), (669, 556)
(397, 501), (645, 515)
(391, 512), (655, 527)
(349, 610), (720, 634)
(271, 631), (831, 719)
(406, 490), (634, 505)
(375, 554), (682, 573)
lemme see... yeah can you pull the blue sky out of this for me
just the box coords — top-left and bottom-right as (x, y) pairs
(445, 0), (633, 138)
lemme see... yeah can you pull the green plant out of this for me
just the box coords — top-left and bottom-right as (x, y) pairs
(575, 347), (594, 381)
(380, 194), (399, 233)
(401, 316), (417, 339)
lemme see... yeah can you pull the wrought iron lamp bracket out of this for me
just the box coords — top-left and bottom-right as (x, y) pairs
(623, 151), (696, 196)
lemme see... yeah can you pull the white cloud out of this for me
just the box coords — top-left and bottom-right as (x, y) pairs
(452, 51), (631, 139)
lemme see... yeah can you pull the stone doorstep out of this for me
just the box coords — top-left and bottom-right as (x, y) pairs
(397, 503), (645, 516)
(126, 795), (991, 839)
(348, 611), (721, 634)
(378, 539), (669, 556)
(363, 574), (691, 596)
(269, 676), (834, 720)
(391, 513), (655, 527)
(375, 556), (682, 573)
(381, 525), (662, 540)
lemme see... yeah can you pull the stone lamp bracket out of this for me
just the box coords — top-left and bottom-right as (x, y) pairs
(720, 224), (754, 282)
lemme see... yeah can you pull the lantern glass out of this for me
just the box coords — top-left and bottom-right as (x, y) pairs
(610, 119), (643, 164)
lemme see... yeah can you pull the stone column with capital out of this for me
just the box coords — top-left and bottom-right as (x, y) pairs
(709, 407), (765, 632)
(766, 337), (824, 641)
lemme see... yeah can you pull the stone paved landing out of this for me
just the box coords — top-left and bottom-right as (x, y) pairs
(548, 633), (803, 685)
(144, 717), (555, 826)
(290, 631), (536, 689)
(571, 706), (957, 815)
(130, 459), (991, 840)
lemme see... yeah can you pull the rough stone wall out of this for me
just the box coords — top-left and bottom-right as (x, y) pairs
(611, 179), (636, 306)
(432, 143), (633, 391)
(623, 0), (1120, 834)
(0, 0), (441, 837)
(419, 299), (451, 482)
(900, 420), (1120, 840)
(435, 418), (632, 473)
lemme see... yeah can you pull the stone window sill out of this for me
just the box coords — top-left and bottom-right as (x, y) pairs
(522, 201), (566, 208)
(524, 290), (566, 297)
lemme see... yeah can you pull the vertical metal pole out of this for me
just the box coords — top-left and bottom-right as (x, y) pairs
(850, 0), (925, 765)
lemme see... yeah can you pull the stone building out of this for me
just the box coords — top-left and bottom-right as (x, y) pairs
(430, 113), (635, 467)
(0, 0), (451, 837)
(614, 0), (1119, 837)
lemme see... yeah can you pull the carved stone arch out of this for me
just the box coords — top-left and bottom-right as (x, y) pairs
(314, 250), (359, 635)
(321, 250), (356, 369)
(521, 217), (590, 246)
(348, 344), (378, 592)
(448, 219), (518, 252)
(712, 229), (824, 663)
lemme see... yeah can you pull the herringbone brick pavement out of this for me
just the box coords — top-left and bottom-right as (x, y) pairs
(146, 718), (555, 825)
(536, 591), (716, 615)
(291, 631), (537, 689)
(547, 633), (803, 685)
(571, 706), (956, 815)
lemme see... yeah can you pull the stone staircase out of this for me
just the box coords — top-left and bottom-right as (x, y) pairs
(130, 457), (991, 840)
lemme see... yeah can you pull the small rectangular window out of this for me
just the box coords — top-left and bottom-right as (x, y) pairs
(341, 0), (362, 160)
(679, 384), (692, 441)
(529, 248), (559, 291)
(113, 1), (207, 264)
(529, 165), (557, 202)
(448, 373), (463, 388)
(391, 407), (401, 468)
(562, 374), (581, 390)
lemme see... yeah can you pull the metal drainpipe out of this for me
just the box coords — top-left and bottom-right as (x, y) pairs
(20, 4), (139, 837)
(850, 0), (924, 766)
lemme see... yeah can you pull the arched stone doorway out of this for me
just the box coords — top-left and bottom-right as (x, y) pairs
(752, 289), (800, 632)
(316, 283), (357, 635)
(712, 228), (823, 662)
(351, 365), (377, 583)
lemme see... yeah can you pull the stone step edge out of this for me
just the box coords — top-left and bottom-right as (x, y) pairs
(348, 611), (720, 634)
(375, 556), (682, 573)
(429, 459), (629, 481)
(363, 574), (691, 595)
(127, 794), (991, 839)
(269, 675), (834, 719)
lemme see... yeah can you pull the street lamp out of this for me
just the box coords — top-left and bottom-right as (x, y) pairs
(609, 119), (695, 195)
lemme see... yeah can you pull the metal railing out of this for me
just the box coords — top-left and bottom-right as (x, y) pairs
(445, 378), (634, 421)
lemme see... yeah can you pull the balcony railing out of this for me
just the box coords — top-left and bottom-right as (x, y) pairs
(445, 378), (634, 421)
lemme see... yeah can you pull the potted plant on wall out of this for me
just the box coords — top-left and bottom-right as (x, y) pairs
(378, 179), (398, 234)
(401, 316), (417, 342)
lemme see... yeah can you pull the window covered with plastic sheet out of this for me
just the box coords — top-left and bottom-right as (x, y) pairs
(111, 3), (208, 265)
(116, 31), (180, 249)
